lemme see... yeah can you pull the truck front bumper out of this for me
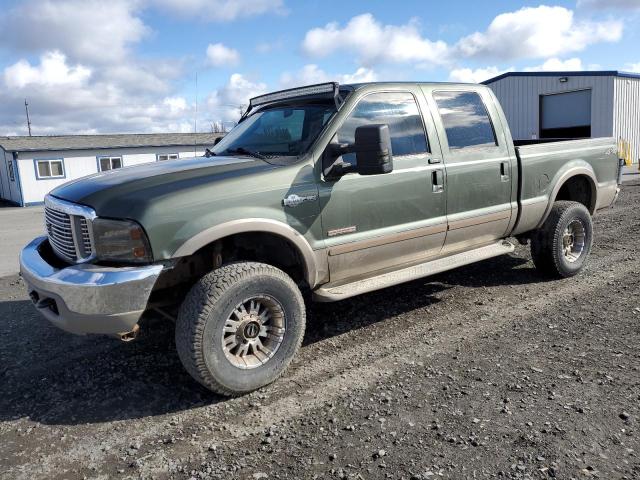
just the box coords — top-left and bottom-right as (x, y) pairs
(19, 236), (163, 335)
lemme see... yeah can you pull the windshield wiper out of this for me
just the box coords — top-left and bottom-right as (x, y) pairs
(224, 147), (266, 159)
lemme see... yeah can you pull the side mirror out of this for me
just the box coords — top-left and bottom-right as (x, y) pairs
(353, 124), (393, 175)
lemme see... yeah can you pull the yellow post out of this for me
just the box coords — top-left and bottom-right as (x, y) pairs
(625, 141), (630, 167)
(619, 138), (632, 167)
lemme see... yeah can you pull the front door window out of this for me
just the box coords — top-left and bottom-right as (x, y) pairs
(335, 92), (429, 168)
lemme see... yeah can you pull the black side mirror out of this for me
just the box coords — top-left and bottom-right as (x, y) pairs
(213, 137), (223, 146)
(353, 124), (393, 175)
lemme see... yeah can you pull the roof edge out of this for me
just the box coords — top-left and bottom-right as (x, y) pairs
(4, 142), (217, 153)
(0, 133), (224, 153)
(482, 70), (640, 85)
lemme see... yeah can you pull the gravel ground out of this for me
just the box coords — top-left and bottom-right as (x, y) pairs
(1, 183), (639, 480)
(0, 205), (44, 277)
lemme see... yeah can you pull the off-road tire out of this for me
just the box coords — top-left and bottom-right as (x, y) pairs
(176, 262), (305, 396)
(530, 201), (593, 278)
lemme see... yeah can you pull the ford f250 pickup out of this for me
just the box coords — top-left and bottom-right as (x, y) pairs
(20, 82), (622, 396)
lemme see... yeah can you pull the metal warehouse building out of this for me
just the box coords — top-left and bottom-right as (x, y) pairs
(483, 70), (640, 164)
(0, 133), (222, 206)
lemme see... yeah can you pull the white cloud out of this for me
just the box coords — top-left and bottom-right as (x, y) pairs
(0, 0), (148, 64)
(448, 66), (509, 84)
(104, 61), (175, 96)
(448, 57), (588, 84)
(206, 73), (267, 123)
(456, 6), (622, 60)
(524, 57), (584, 72)
(448, 57), (589, 85)
(206, 43), (240, 67)
(0, 50), (192, 135)
(150, 0), (286, 21)
(626, 62), (640, 73)
(163, 96), (188, 114)
(0, 0), (197, 134)
(280, 64), (377, 88)
(4, 51), (91, 89)
(577, 0), (640, 9)
(302, 13), (449, 67)
(301, 7), (622, 68)
(5, 3), (625, 137)
(341, 67), (378, 84)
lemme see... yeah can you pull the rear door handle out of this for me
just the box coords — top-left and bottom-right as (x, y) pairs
(432, 170), (444, 193)
(500, 161), (510, 182)
(428, 157), (441, 164)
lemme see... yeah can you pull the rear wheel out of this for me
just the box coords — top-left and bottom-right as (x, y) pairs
(530, 201), (593, 278)
(176, 262), (306, 396)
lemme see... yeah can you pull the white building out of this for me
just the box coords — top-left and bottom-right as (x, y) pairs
(483, 70), (640, 164)
(0, 133), (222, 206)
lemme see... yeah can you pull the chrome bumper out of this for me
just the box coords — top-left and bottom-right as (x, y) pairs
(19, 236), (162, 335)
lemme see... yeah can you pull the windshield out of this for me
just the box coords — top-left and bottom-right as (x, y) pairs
(211, 102), (337, 159)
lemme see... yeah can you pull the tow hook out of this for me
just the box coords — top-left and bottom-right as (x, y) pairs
(118, 324), (140, 342)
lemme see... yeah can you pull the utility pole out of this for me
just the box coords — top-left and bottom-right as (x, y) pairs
(194, 73), (198, 134)
(194, 73), (198, 156)
(24, 99), (32, 136)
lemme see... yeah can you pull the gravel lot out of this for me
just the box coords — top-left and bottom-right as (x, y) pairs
(1, 183), (639, 480)
(0, 205), (44, 277)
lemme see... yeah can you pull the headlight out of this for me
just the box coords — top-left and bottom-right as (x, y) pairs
(92, 218), (153, 263)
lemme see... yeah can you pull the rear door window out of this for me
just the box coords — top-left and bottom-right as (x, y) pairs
(433, 91), (497, 150)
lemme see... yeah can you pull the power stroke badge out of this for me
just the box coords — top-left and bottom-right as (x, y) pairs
(282, 193), (318, 208)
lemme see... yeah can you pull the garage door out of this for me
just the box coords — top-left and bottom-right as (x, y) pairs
(540, 89), (591, 139)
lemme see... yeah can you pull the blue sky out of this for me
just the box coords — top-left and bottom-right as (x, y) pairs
(0, 0), (638, 135)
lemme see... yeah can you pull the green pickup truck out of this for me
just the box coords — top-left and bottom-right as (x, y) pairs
(20, 82), (622, 396)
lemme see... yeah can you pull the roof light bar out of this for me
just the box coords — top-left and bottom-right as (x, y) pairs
(249, 82), (339, 109)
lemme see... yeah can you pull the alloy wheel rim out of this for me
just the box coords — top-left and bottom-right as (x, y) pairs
(221, 295), (286, 369)
(562, 219), (586, 263)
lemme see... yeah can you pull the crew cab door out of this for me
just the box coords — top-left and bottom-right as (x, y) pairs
(424, 86), (515, 252)
(317, 89), (447, 283)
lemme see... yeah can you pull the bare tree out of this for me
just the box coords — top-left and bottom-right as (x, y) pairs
(210, 121), (228, 133)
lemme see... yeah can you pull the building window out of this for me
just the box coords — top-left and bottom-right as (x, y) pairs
(98, 156), (123, 171)
(8, 161), (15, 181)
(157, 153), (179, 161)
(35, 159), (65, 179)
(433, 91), (498, 150)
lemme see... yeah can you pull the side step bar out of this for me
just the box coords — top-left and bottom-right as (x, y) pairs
(313, 240), (515, 302)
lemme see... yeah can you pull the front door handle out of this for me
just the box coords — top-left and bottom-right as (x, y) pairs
(500, 161), (510, 182)
(432, 170), (444, 193)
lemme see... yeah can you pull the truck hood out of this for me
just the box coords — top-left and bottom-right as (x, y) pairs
(50, 155), (275, 215)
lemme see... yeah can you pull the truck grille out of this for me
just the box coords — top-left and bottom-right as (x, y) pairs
(44, 204), (94, 263)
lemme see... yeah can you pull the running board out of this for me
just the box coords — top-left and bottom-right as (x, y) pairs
(313, 240), (515, 302)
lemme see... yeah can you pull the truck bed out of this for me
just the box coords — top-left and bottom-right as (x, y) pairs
(513, 137), (620, 235)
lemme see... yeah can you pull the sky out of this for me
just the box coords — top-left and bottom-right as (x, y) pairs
(0, 0), (639, 136)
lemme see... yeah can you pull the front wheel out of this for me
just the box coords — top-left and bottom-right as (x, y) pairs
(175, 262), (306, 396)
(530, 201), (593, 278)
